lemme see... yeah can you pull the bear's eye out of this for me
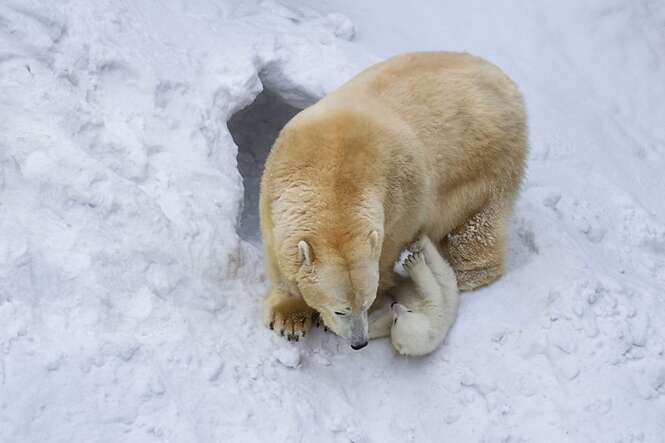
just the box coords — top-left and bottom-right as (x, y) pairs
(334, 311), (346, 316)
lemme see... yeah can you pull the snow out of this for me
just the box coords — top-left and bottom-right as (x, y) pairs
(1, 0), (664, 442)
(272, 346), (301, 369)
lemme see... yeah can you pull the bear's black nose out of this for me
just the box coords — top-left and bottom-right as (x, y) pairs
(350, 341), (368, 350)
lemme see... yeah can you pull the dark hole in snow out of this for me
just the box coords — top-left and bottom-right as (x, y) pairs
(228, 89), (300, 243)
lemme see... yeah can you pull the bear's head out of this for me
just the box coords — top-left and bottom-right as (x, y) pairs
(292, 230), (382, 350)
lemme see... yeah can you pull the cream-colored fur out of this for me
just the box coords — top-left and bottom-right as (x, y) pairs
(259, 52), (527, 347)
(368, 235), (459, 356)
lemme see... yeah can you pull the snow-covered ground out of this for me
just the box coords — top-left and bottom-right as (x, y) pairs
(1, 0), (663, 441)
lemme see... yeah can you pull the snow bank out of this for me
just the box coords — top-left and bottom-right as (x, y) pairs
(1, 0), (664, 442)
(0, 1), (372, 441)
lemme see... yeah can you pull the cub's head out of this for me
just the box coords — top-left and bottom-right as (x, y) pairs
(293, 230), (382, 350)
(389, 302), (434, 356)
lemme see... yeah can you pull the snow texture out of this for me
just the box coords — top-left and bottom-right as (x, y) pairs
(1, 0), (664, 442)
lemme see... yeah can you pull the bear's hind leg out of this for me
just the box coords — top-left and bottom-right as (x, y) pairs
(442, 202), (509, 292)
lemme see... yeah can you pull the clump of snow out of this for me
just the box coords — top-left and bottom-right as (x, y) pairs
(272, 347), (301, 368)
(1, 0), (664, 442)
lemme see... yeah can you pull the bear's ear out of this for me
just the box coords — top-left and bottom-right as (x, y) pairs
(297, 240), (313, 267)
(368, 230), (381, 255)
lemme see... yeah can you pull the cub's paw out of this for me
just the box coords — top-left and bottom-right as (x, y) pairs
(408, 235), (425, 253)
(267, 297), (316, 342)
(403, 250), (426, 275)
(408, 234), (436, 254)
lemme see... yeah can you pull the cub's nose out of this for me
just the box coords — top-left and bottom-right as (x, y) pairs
(350, 341), (368, 350)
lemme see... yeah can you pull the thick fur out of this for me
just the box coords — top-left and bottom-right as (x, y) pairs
(369, 235), (459, 356)
(260, 52), (527, 344)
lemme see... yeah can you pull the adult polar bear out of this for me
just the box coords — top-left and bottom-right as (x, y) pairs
(259, 52), (527, 350)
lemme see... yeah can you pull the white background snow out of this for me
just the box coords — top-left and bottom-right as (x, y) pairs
(1, 0), (664, 442)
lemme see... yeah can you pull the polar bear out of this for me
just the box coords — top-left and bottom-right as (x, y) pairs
(259, 52), (527, 349)
(368, 235), (459, 356)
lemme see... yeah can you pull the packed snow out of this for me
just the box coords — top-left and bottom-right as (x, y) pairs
(1, 0), (664, 442)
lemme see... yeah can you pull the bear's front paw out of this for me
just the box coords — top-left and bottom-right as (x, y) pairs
(267, 296), (317, 342)
(403, 250), (426, 274)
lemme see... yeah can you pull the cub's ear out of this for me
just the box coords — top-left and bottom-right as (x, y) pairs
(297, 240), (313, 267)
(368, 230), (381, 255)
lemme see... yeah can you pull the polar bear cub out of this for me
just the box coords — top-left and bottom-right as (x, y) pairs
(369, 235), (460, 356)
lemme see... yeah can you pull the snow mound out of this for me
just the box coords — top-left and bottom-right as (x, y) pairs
(0, 1), (373, 441)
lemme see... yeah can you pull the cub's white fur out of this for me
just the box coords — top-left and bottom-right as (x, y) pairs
(369, 235), (459, 356)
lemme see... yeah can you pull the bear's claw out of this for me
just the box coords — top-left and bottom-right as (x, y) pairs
(266, 296), (314, 342)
